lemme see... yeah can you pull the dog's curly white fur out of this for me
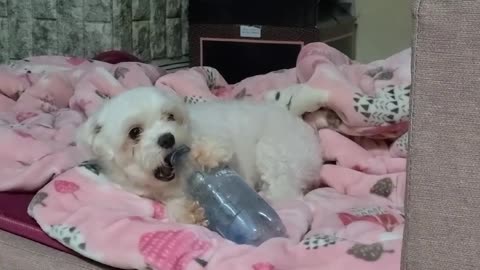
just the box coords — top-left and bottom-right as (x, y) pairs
(76, 87), (324, 225)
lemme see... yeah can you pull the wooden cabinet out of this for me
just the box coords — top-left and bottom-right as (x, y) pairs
(189, 12), (356, 83)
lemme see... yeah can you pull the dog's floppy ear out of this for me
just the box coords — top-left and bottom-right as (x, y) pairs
(76, 113), (114, 160)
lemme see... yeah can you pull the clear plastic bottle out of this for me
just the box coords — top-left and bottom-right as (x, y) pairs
(167, 145), (288, 246)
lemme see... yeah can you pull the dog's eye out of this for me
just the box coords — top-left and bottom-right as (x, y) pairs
(167, 113), (175, 121)
(128, 127), (143, 140)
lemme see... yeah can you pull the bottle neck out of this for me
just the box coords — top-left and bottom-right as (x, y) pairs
(165, 145), (191, 167)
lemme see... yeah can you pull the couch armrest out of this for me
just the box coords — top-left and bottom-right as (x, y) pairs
(404, 1), (480, 270)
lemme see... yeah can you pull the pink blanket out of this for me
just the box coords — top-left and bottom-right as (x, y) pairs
(0, 43), (409, 270)
(157, 43), (411, 145)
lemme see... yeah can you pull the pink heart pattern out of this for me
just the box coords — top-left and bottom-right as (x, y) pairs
(252, 262), (275, 270)
(139, 230), (211, 270)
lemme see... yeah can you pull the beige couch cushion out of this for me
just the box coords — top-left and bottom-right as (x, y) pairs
(404, 1), (480, 269)
(0, 230), (112, 270)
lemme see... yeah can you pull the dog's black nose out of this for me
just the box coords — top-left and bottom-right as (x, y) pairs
(157, 133), (175, 149)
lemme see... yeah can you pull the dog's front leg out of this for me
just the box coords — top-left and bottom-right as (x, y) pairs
(190, 136), (233, 169)
(165, 197), (208, 226)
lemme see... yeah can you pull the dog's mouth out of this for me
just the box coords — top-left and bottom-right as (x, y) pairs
(153, 146), (190, 182)
(153, 151), (176, 181)
(153, 165), (175, 181)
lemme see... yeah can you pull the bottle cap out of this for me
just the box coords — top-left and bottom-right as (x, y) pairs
(165, 145), (191, 167)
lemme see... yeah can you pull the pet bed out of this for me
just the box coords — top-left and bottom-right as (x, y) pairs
(0, 43), (409, 270)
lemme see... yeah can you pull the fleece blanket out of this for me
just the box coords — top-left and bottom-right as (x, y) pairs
(0, 43), (410, 270)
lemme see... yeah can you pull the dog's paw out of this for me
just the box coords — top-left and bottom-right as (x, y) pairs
(191, 137), (232, 169)
(264, 84), (329, 116)
(187, 200), (209, 226)
(166, 198), (208, 226)
(304, 109), (342, 130)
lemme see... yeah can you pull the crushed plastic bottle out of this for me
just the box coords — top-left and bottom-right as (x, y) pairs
(166, 145), (288, 246)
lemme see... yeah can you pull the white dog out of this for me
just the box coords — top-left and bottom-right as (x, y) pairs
(76, 87), (323, 224)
